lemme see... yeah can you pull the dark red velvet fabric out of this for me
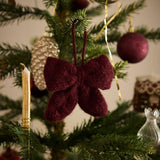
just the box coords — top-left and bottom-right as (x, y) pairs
(44, 54), (113, 122)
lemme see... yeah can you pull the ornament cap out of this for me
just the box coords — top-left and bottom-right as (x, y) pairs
(43, 32), (54, 38)
(128, 27), (134, 33)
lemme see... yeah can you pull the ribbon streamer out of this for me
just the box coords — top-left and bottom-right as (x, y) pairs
(103, 0), (122, 102)
(95, 1), (122, 41)
(104, 20), (121, 102)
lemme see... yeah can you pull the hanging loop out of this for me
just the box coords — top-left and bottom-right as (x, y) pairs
(71, 20), (87, 66)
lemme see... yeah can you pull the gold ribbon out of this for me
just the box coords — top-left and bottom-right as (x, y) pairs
(103, 1), (122, 102)
(95, 1), (122, 41)
(52, 0), (58, 16)
(128, 14), (134, 32)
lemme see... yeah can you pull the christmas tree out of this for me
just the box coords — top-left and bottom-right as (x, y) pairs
(0, 0), (160, 159)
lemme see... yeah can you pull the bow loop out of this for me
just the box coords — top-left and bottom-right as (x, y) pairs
(78, 85), (108, 117)
(45, 84), (78, 122)
(83, 54), (114, 90)
(44, 57), (77, 92)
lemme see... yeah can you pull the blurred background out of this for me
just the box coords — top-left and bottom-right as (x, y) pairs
(0, 0), (160, 133)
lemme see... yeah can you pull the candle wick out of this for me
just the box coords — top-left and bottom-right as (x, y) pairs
(20, 63), (26, 68)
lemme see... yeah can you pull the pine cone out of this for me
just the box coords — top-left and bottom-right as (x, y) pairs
(31, 35), (60, 90)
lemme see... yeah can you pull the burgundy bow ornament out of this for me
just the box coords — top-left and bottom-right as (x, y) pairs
(44, 20), (114, 122)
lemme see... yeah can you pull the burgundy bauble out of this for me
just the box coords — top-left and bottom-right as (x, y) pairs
(31, 77), (48, 98)
(71, 0), (89, 11)
(117, 32), (149, 63)
(8, 0), (15, 5)
(0, 148), (20, 160)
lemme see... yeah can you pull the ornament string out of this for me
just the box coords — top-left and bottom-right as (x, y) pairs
(72, 20), (87, 66)
(104, 20), (121, 102)
(104, 1), (122, 102)
(52, 0), (58, 16)
(72, 19), (78, 65)
(95, 1), (122, 41)
(82, 31), (87, 65)
(44, 0), (58, 36)
(128, 14), (134, 32)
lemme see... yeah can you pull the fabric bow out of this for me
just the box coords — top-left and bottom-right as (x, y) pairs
(44, 20), (114, 122)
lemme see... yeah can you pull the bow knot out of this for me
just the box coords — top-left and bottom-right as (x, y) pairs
(77, 66), (85, 87)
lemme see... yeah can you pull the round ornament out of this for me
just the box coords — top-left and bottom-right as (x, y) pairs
(108, 0), (118, 3)
(31, 34), (60, 90)
(117, 32), (148, 63)
(0, 148), (20, 160)
(71, 0), (89, 11)
(8, 0), (15, 5)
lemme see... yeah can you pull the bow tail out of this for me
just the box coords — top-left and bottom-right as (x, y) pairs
(45, 84), (78, 122)
(78, 85), (108, 117)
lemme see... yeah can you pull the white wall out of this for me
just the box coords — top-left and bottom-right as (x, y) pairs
(0, 0), (160, 133)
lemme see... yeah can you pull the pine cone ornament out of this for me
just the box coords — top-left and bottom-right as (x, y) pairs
(71, 0), (89, 11)
(31, 34), (60, 90)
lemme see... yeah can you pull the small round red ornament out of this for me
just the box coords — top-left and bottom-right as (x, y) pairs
(108, 0), (118, 3)
(117, 32), (149, 63)
(0, 148), (20, 160)
(71, 0), (89, 11)
(8, 0), (15, 5)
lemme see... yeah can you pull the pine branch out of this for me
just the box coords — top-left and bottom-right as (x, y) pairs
(0, 43), (31, 80)
(0, 43), (30, 56)
(0, 94), (22, 121)
(31, 95), (49, 122)
(45, 10), (89, 63)
(114, 61), (128, 79)
(0, 94), (21, 110)
(135, 26), (160, 41)
(95, 30), (121, 44)
(66, 118), (94, 148)
(43, 0), (56, 8)
(0, 1), (46, 26)
(76, 135), (153, 160)
(66, 101), (146, 149)
(0, 121), (46, 158)
(66, 101), (131, 148)
(90, 0), (146, 34)
(94, 26), (160, 45)
(86, 4), (104, 17)
(83, 45), (110, 63)
(93, 0), (118, 4)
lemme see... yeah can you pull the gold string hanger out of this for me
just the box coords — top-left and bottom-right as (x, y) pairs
(104, 0), (122, 102)
(43, 0), (58, 37)
(95, 0), (122, 41)
(52, 0), (58, 16)
(128, 14), (134, 32)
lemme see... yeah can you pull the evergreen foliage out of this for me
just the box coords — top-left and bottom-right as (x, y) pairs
(0, 0), (160, 159)
(0, 1), (45, 26)
(0, 43), (31, 80)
